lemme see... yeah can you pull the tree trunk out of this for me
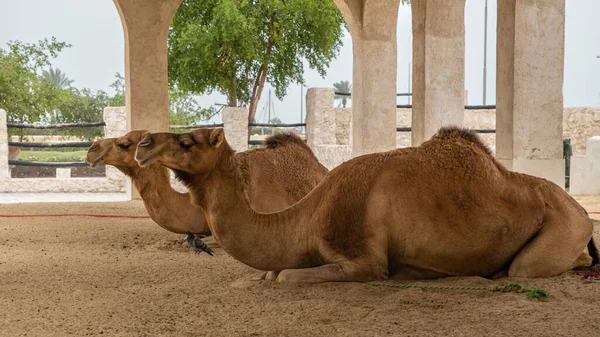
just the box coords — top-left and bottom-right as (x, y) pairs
(248, 64), (268, 123)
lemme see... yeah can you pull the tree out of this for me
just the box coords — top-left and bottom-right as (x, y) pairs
(47, 87), (110, 140)
(0, 37), (71, 125)
(333, 80), (351, 107)
(42, 67), (74, 89)
(168, 0), (346, 123)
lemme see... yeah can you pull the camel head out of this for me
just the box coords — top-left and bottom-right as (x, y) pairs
(135, 128), (228, 174)
(86, 130), (150, 167)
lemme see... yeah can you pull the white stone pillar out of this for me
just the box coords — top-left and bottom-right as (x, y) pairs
(411, 0), (466, 146)
(334, 0), (400, 157)
(496, 0), (565, 187)
(103, 107), (129, 195)
(103, 107), (127, 138)
(222, 107), (248, 152)
(305, 88), (336, 148)
(305, 88), (352, 169)
(0, 109), (9, 180)
(113, 0), (182, 133)
(570, 137), (600, 195)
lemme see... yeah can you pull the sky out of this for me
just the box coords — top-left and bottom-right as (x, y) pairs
(1, 0), (599, 124)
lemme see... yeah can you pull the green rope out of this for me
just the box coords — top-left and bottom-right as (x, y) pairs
(365, 281), (549, 301)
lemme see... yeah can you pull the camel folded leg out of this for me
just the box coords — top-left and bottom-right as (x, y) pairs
(275, 260), (387, 283)
(508, 217), (592, 278)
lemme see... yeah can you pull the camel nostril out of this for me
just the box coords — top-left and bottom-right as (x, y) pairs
(88, 144), (99, 152)
(138, 140), (151, 147)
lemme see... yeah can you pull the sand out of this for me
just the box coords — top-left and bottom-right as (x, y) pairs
(1, 199), (599, 337)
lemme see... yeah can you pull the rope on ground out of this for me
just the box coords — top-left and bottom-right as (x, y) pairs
(0, 214), (150, 219)
(365, 281), (549, 301)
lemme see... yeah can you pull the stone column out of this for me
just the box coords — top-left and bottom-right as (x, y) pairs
(570, 137), (600, 195)
(334, 0), (400, 157)
(113, 0), (182, 133)
(103, 107), (127, 138)
(305, 88), (336, 148)
(103, 107), (129, 195)
(222, 107), (249, 152)
(496, 0), (565, 187)
(0, 109), (9, 180)
(306, 88), (352, 170)
(411, 0), (466, 146)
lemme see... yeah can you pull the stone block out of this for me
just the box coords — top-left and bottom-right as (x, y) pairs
(55, 168), (71, 179)
(222, 107), (249, 152)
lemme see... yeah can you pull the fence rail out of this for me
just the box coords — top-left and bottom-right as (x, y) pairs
(9, 141), (93, 148)
(396, 127), (496, 134)
(169, 123), (224, 129)
(396, 104), (496, 110)
(7, 121), (105, 129)
(249, 122), (306, 128)
(8, 160), (90, 167)
(8, 121), (103, 168)
(334, 92), (412, 97)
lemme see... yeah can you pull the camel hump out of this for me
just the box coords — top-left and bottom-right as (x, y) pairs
(263, 132), (308, 150)
(432, 126), (493, 156)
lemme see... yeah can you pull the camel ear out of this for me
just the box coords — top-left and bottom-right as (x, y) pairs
(209, 128), (225, 148)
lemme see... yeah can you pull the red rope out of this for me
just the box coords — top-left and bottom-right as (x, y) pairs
(0, 214), (150, 218)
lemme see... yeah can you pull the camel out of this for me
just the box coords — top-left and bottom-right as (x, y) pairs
(86, 130), (328, 237)
(134, 126), (599, 283)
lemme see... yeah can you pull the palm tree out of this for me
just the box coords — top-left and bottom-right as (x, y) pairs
(333, 80), (352, 108)
(42, 67), (74, 89)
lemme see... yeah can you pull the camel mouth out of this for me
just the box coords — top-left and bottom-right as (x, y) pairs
(136, 156), (157, 168)
(86, 154), (105, 167)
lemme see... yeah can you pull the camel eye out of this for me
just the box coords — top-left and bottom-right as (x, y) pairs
(180, 141), (193, 150)
(118, 143), (131, 149)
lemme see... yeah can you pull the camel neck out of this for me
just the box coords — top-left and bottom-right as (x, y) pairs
(114, 164), (208, 235)
(181, 149), (315, 271)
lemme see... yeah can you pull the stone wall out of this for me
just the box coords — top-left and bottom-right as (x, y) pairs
(0, 107), (127, 194)
(334, 106), (600, 156)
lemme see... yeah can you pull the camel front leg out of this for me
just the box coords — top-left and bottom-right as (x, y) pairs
(275, 260), (387, 283)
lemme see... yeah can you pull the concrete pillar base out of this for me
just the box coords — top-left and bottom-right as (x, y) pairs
(222, 107), (249, 153)
(0, 109), (9, 180)
(498, 158), (565, 189)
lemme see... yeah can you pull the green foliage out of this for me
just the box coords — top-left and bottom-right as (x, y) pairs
(42, 67), (74, 89)
(333, 80), (351, 107)
(169, 0), (347, 121)
(0, 37), (71, 125)
(46, 87), (111, 140)
(18, 150), (87, 162)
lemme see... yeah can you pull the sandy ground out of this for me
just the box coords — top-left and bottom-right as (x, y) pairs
(1, 199), (600, 337)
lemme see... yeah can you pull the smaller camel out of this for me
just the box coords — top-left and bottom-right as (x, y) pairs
(87, 130), (209, 236)
(134, 127), (599, 283)
(87, 129), (328, 238)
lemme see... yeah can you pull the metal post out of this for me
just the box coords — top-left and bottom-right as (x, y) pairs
(408, 62), (412, 105)
(483, 0), (488, 105)
(300, 84), (304, 124)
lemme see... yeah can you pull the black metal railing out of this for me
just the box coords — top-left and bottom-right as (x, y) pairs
(7, 122), (103, 167)
(396, 127), (496, 134)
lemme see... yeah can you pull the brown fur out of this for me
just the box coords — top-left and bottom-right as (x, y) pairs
(88, 130), (327, 237)
(135, 127), (597, 283)
(263, 132), (306, 149)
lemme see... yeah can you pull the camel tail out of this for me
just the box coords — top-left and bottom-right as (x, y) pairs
(263, 132), (307, 149)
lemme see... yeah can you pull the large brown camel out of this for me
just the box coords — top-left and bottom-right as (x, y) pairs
(87, 130), (328, 237)
(134, 126), (599, 283)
